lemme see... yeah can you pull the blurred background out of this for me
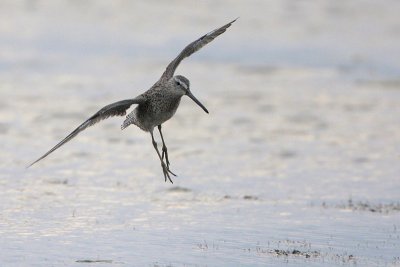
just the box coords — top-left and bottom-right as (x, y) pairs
(1, 1), (399, 266)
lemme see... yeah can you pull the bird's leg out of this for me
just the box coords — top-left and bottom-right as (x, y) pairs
(158, 125), (170, 168)
(150, 131), (176, 183)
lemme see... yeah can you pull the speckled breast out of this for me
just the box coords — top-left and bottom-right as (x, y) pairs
(133, 94), (182, 131)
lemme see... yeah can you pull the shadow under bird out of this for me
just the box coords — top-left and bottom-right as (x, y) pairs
(28, 19), (237, 183)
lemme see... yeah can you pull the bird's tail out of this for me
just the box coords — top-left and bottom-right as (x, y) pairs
(121, 112), (135, 130)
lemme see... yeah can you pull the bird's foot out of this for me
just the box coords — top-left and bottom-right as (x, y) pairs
(161, 145), (170, 167)
(161, 162), (177, 184)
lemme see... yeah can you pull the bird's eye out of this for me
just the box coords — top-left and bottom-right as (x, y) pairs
(176, 81), (181, 86)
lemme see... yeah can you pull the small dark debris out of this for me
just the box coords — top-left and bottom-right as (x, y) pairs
(331, 198), (400, 214)
(47, 179), (68, 185)
(274, 249), (288, 256)
(243, 195), (258, 200)
(268, 246), (358, 263)
(76, 259), (113, 263)
(292, 249), (301, 255)
(272, 249), (320, 258)
(168, 186), (191, 193)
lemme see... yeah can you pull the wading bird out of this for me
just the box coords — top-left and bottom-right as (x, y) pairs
(28, 19), (237, 183)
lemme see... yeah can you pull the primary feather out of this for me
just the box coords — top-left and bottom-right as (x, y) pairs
(28, 97), (144, 167)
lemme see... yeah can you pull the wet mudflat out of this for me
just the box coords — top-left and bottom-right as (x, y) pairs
(1, 1), (399, 266)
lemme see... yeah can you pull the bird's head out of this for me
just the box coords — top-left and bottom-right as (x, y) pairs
(172, 75), (209, 114)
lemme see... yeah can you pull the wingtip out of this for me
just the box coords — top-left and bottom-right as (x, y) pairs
(26, 160), (38, 169)
(231, 17), (239, 24)
(27, 155), (46, 169)
(26, 163), (33, 169)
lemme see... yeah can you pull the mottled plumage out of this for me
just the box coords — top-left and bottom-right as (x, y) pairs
(28, 19), (237, 183)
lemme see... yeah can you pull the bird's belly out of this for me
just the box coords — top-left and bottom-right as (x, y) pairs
(134, 97), (181, 131)
(151, 98), (181, 125)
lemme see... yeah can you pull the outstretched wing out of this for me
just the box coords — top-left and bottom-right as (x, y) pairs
(28, 97), (145, 168)
(159, 18), (237, 82)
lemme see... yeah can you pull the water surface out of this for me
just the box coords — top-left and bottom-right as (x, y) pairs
(1, 1), (399, 266)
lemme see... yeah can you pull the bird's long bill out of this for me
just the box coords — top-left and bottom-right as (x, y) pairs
(187, 91), (209, 114)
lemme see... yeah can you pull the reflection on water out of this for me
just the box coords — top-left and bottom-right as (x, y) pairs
(1, 0), (400, 266)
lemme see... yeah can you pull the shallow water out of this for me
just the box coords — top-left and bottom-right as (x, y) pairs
(1, 1), (400, 266)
